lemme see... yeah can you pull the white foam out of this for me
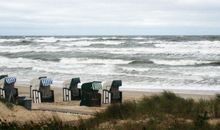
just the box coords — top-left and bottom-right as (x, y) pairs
(73, 40), (122, 46)
(0, 39), (22, 43)
(120, 67), (150, 72)
(60, 58), (131, 65)
(131, 37), (146, 40)
(155, 41), (220, 52)
(0, 56), (37, 68)
(1, 38), (220, 56)
(0, 56), (125, 76)
(33, 37), (58, 43)
(151, 59), (212, 66)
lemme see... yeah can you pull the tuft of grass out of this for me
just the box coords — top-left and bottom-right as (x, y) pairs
(0, 98), (14, 109)
(80, 91), (220, 129)
(0, 115), (79, 130)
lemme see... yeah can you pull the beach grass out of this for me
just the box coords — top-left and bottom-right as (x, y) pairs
(0, 91), (220, 130)
(79, 91), (220, 129)
(0, 98), (14, 109)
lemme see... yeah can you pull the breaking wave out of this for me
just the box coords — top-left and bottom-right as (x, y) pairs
(151, 59), (220, 66)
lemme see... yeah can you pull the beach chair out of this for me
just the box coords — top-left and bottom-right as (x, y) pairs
(0, 76), (18, 103)
(63, 77), (81, 101)
(80, 81), (102, 107)
(30, 77), (54, 103)
(0, 75), (32, 109)
(102, 80), (122, 104)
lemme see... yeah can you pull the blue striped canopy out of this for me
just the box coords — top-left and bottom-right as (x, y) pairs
(41, 78), (53, 87)
(5, 77), (16, 84)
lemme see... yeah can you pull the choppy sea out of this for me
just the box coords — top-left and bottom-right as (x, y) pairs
(1, 36), (220, 92)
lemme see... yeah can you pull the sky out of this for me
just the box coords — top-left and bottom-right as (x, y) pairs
(0, 0), (220, 35)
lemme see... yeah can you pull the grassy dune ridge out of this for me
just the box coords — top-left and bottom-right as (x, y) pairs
(0, 92), (220, 130)
(80, 92), (220, 129)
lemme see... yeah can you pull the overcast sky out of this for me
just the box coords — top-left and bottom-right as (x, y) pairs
(0, 0), (220, 35)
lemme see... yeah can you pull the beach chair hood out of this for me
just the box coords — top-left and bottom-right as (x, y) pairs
(5, 77), (16, 85)
(112, 80), (122, 88)
(40, 78), (53, 87)
(81, 81), (102, 91)
(63, 78), (81, 88)
(31, 77), (53, 90)
(102, 81), (112, 91)
(30, 78), (41, 90)
(70, 78), (80, 88)
(102, 80), (122, 90)
(63, 79), (71, 88)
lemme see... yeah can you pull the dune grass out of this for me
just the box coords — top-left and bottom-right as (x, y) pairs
(0, 115), (78, 130)
(0, 98), (14, 109)
(0, 91), (220, 130)
(79, 91), (220, 129)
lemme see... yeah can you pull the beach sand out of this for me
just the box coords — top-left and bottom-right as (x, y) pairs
(0, 84), (219, 124)
(17, 84), (218, 102)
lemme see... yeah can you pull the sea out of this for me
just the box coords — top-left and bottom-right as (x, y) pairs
(0, 36), (220, 92)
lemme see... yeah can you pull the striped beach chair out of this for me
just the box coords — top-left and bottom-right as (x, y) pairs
(30, 77), (54, 103)
(2, 76), (18, 103)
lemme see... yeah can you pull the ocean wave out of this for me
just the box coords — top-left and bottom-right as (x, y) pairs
(33, 37), (58, 43)
(0, 38), (23, 43)
(129, 60), (154, 64)
(150, 59), (220, 66)
(1, 44), (220, 56)
(60, 58), (131, 65)
(131, 37), (146, 40)
(119, 67), (150, 75)
(155, 40), (220, 48)
(0, 56), (37, 69)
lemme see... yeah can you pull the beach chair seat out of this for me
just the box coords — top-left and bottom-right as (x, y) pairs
(40, 90), (54, 102)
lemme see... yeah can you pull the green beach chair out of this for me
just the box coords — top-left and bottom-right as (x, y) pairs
(80, 81), (102, 107)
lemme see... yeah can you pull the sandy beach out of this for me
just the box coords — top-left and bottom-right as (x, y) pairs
(0, 84), (219, 124)
(17, 84), (219, 102)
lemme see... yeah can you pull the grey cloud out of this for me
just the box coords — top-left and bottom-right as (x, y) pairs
(0, 0), (220, 35)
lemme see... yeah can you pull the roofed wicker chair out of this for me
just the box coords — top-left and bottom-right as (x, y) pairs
(30, 77), (54, 103)
(0, 75), (18, 103)
(102, 80), (122, 104)
(80, 81), (102, 107)
(63, 77), (81, 101)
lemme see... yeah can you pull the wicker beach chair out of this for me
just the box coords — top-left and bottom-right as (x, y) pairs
(63, 77), (81, 101)
(80, 81), (102, 107)
(102, 80), (122, 104)
(0, 75), (18, 103)
(30, 77), (54, 103)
